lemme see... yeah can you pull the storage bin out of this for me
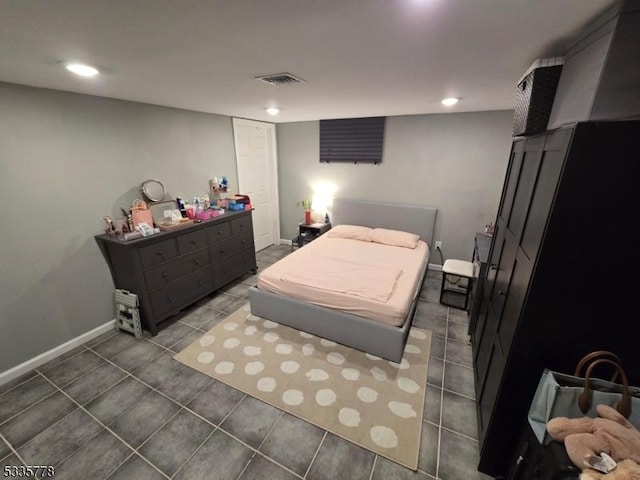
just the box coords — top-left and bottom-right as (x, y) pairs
(513, 59), (563, 136)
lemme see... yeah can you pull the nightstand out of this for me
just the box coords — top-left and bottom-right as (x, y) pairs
(292, 222), (331, 249)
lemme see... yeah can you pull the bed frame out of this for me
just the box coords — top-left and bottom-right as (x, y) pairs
(248, 199), (437, 362)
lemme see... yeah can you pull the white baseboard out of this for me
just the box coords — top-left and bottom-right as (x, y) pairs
(428, 263), (443, 272)
(0, 319), (116, 387)
(279, 238), (293, 246)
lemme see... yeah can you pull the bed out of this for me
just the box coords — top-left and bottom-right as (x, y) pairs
(248, 199), (437, 362)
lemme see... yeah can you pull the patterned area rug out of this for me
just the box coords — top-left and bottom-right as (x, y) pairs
(174, 304), (431, 469)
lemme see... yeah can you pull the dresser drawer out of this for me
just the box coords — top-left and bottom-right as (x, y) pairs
(150, 267), (213, 318)
(144, 249), (210, 292)
(231, 215), (253, 236)
(219, 249), (256, 285)
(178, 229), (208, 255)
(209, 232), (253, 262)
(207, 222), (232, 244)
(139, 239), (178, 269)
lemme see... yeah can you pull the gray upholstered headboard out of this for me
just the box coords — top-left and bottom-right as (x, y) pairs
(331, 198), (437, 246)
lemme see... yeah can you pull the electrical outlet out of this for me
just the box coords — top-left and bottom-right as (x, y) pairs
(435, 240), (442, 250)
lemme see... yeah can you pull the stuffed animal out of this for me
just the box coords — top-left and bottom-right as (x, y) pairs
(547, 405), (640, 479)
(579, 459), (640, 480)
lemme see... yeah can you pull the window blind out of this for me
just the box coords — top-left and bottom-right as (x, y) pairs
(319, 117), (385, 164)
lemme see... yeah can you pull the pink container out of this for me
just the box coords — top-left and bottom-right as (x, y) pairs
(195, 210), (216, 220)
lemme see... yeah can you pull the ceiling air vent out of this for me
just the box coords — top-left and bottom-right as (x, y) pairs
(255, 72), (305, 86)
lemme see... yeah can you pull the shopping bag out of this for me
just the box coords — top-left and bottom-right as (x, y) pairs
(527, 352), (640, 443)
(131, 199), (154, 229)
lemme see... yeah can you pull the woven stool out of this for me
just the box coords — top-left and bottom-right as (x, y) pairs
(440, 259), (475, 310)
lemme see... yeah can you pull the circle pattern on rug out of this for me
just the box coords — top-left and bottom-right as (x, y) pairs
(357, 387), (379, 403)
(404, 344), (421, 354)
(280, 360), (300, 374)
(370, 367), (387, 381)
(263, 320), (279, 329)
(409, 329), (427, 339)
(199, 335), (215, 347)
(224, 322), (238, 331)
(300, 331), (314, 339)
(316, 388), (337, 406)
(197, 352), (215, 364)
(244, 326), (257, 335)
(341, 368), (360, 381)
(224, 338), (240, 349)
(397, 377), (419, 394)
(388, 401), (417, 419)
(302, 344), (315, 356)
(339, 408), (361, 427)
(275, 344), (293, 355)
(243, 346), (261, 356)
(320, 339), (337, 347)
(264, 332), (279, 343)
(370, 426), (398, 448)
(327, 352), (345, 365)
(283, 389), (304, 405)
(306, 369), (329, 381)
(215, 361), (234, 374)
(257, 377), (276, 392)
(245, 361), (264, 375)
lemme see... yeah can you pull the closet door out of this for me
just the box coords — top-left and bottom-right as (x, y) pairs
(474, 135), (545, 443)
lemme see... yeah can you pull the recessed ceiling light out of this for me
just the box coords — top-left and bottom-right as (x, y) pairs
(441, 97), (459, 106)
(265, 107), (280, 116)
(65, 63), (100, 77)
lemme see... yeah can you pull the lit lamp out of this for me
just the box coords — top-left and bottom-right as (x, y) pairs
(311, 182), (336, 223)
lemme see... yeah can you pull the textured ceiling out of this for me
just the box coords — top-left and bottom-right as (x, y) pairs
(0, 0), (615, 122)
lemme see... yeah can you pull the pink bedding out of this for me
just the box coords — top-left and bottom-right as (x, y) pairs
(257, 234), (430, 326)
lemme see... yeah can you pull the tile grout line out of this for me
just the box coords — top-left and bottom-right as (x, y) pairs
(303, 430), (327, 479)
(439, 424), (480, 443)
(367, 454), (378, 480)
(36, 374), (171, 480)
(168, 428), (219, 480)
(434, 306), (451, 479)
(0, 431), (29, 471)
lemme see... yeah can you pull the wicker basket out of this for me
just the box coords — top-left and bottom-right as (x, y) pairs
(513, 64), (563, 136)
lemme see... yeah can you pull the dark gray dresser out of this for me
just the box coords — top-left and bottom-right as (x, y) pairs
(95, 210), (257, 335)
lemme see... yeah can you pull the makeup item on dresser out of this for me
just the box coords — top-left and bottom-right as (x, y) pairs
(103, 216), (117, 237)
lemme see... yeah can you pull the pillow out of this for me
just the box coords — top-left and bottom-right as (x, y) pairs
(326, 224), (372, 242)
(369, 228), (420, 249)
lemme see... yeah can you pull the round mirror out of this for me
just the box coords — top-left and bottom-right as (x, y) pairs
(140, 179), (166, 202)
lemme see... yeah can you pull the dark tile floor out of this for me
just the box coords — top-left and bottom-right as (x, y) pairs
(0, 244), (490, 480)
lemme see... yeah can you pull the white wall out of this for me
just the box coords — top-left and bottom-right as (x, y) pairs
(276, 111), (514, 262)
(0, 82), (238, 372)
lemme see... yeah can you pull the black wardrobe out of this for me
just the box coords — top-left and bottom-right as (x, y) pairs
(471, 120), (640, 478)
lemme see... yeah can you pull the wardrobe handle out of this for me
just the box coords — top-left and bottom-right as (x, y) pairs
(498, 290), (506, 296)
(162, 272), (168, 278)
(490, 264), (497, 270)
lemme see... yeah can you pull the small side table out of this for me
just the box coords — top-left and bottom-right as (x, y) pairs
(293, 222), (331, 249)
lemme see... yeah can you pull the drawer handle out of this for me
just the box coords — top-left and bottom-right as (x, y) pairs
(167, 296), (173, 301)
(490, 264), (497, 270)
(156, 251), (164, 256)
(162, 272), (168, 278)
(194, 259), (200, 265)
(198, 281), (203, 286)
(498, 290), (505, 296)
(219, 249), (225, 255)
(190, 240), (197, 245)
